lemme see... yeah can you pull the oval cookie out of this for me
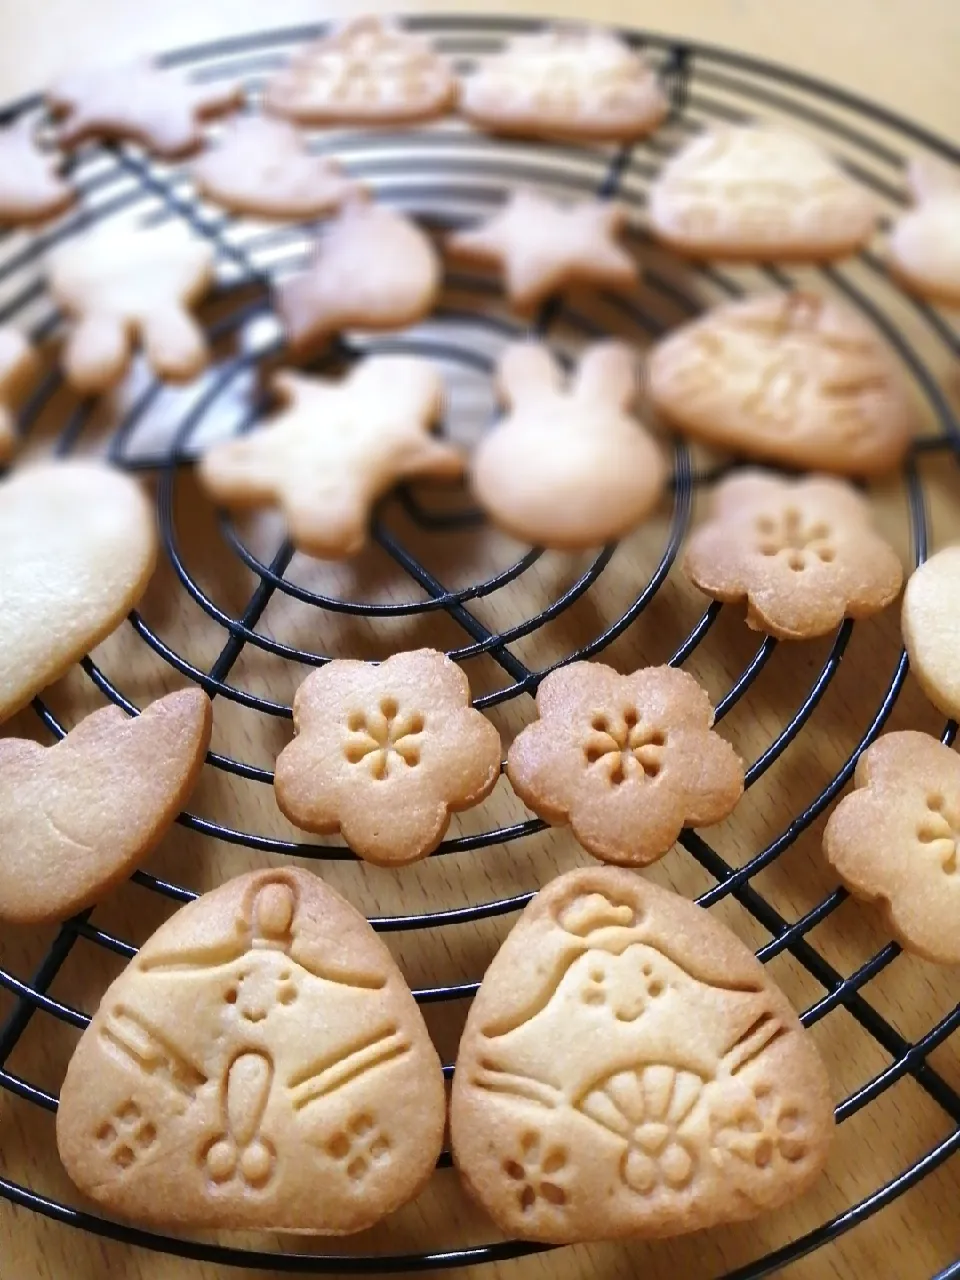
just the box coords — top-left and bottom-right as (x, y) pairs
(57, 868), (446, 1233)
(902, 545), (960, 720)
(647, 292), (915, 476)
(0, 461), (157, 724)
(451, 867), (834, 1243)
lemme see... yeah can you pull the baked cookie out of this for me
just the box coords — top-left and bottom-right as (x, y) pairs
(48, 58), (243, 158)
(57, 868), (446, 1231)
(507, 663), (743, 865)
(276, 197), (441, 359)
(471, 342), (665, 549)
(459, 25), (668, 143)
(48, 221), (215, 393)
(0, 327), (39, 463)
(451, 867), (834, 1243)
(683, 471), (903, 640)
(264, 17), (455, 126)
(902, 545), (960, 719)
(0, 116), (74, 225)
(275, 649), (502, 866)
(193, 116), (362, 220)
(647, 292), (915, 476)
(823, 731), (960, 966)
(0, 689), (211, 926)
(447, 190), (637, 315)
(199, 359), (462, 559)
(887, 157), (960, 306)
(648, 125), (876, 260)
(0, 461), (157, 725)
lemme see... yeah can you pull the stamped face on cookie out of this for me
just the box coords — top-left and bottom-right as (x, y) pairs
(264, 17), (456, 125)
(823, 731), (960, 965)
(647, 292), (916, 476)
(471, 342), (665, 549)
(0, 327), (39, 463)
(274, 649), (502, 865)
(0, 116), (74, 225)
(56, 869), (446, 1232)
(460, 25), (668, 142)
(507, 662), (743, 865)
(451, 868), (834, 1243)
(901, 545), (960, 720)
(648, 125), (877, 259)
(888, 157), (960, 306)
(683, 470), (904, 640)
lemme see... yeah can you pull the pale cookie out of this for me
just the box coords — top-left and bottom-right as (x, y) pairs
(901, 545), (960, 719)
(647, 292), (915, 476)
(447, 190), (638, 315)
(276, 197), (441, 359)
(684, 471), (903, 640)
(193, 116), (362, 220)
(0, 689), (211, 926)
(451, 867), (834, 1243)
(199, 358), (462, 559)
(0, 461), (156, 725)
(0, 327), (39, 463)
(648, 125), (876, 260)
(48, 221), (215, 393)
(264, 17), (456, 127)
(471, 342), (665, 549)
(57, 868), (446, 1232)
(507, 663), (743, 866)
(0, 116), (74, 225)
(888, 157), (960, 306)
(823, 732), (960, 966)
(48, 58), (243, 158)
(275, 649), (502, 866)
(459, 25), (668, 143)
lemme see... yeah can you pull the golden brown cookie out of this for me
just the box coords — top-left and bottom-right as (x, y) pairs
(198, 359), (462, 559)
(647, 292), (915, 476)
(451, 867), (834, 1243)
(264, 17), (456, 126)
(507, 663), (743, 866)
(47, 221), (215, 393)
(275, 649), (502, 866)
(471, 342), (665, 549)
(0, 327), (39, 463)
(648, 125), (876, 260)
(0, 461), (157, 725)
(276, 197), (441, 359)
(823, 731), (960, 966)
(0, 116), (74, 225)
(683, 470), (904, 640)
(48, 58), (243, 158)
(193, 116), (362, 220)
(887, 157), (960, 306)
(459, 25), (668, 143)
(901, 545), (960, 719)
(0, 689), (211, 926)
(447, 190), (637, 314)
(57, 868), (446, 1232)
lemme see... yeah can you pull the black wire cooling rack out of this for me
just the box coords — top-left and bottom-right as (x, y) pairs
(0, 14), (958, 1278)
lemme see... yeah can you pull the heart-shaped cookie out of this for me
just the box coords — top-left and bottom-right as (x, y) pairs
(0, 461), (157, 723)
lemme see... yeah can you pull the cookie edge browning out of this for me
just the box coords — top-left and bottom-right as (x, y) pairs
(901, 546), (960, 721)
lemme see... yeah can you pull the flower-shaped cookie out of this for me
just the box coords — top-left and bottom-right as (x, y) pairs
(823, 731), (960, 965)
(0, 116), (74, 225)
(506, 662), (743, 866)
(888, 157), (960, 306)
(274, 649), (502, 866)
(684, 471), (903, 640)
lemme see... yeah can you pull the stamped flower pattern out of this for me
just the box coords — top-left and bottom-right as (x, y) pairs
(710, 1078), (811, 1182)
(823, 730), (960, 965)
(506, 661), (744, 866)
(274, 648), (502, 866)
(501, 1130), (569, 1213)
(684, 470), (903, 640)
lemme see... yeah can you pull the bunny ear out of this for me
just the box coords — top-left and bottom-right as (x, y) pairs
(573, 341), (637, 409)
(907, 155), (960, 203)
(495, 341), (563, 409)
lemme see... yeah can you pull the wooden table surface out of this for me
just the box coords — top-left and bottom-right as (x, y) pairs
(1, 3), (958, 1279)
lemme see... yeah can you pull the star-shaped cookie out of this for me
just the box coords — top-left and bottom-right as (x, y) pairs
(446, 190), (638, 314)
(0, 117), (74, 225)
(47, 58), (243, 158)
(0, 328), (39, 463)
(197, 358), (464, 559)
